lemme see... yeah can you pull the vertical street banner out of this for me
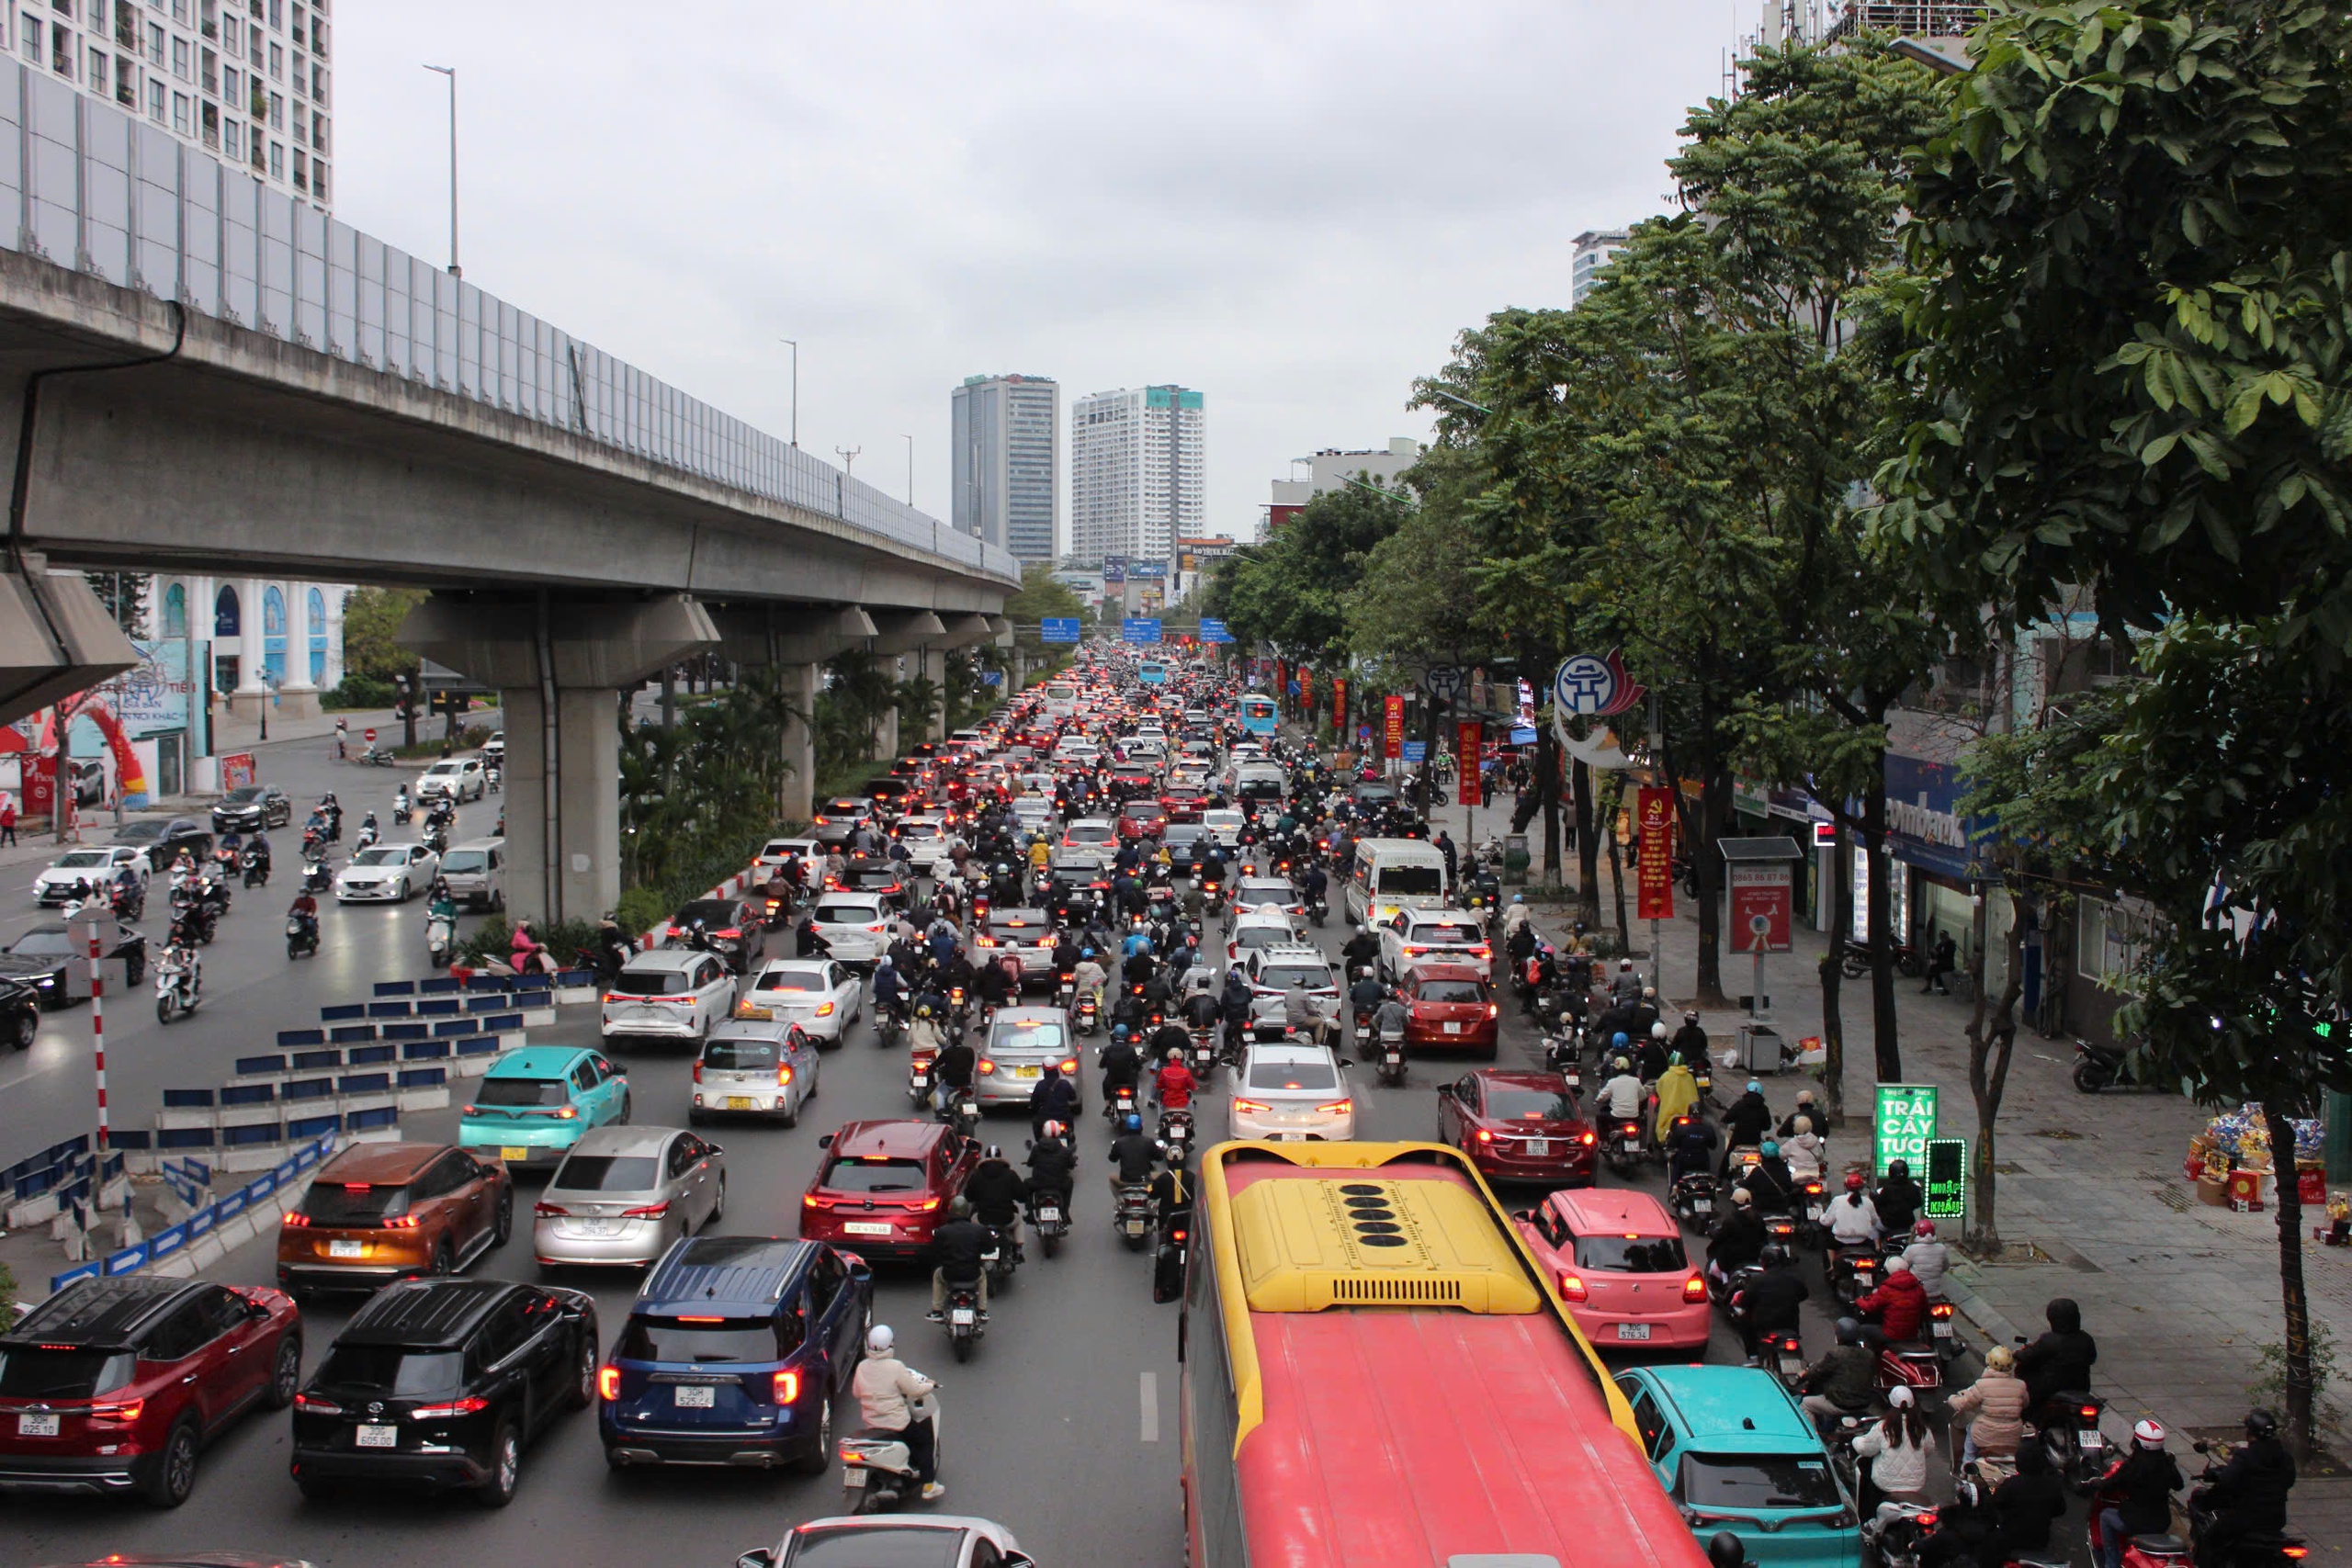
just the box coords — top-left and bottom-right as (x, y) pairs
(1636, 785), (1675, 921)
(1332, 677), (1347, 733)
(1383, 694), (1406, 761)
(1456, 720), (1483, 807)
(1300, 668), (1314, 712)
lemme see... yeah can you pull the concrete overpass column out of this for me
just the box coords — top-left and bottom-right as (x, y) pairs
(865, 613), (944, 765)
(919, 646), (948, 741)
(279, 581), (319, 717)
(779, 661), (820, 821)
(232, 576), (267, 716)
(876, 657), (901, 760)
(400, 592), (718, 926)
(705, 604), (878, 826)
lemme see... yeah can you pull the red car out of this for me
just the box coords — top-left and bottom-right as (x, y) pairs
(1512, 1187), (1711, 1350)
(798, 1120), (982, 1261)
(1160, 787), (1209, 823)
(1116, 799), (1168, 840)
(0, 1275), (302, 1506)
(1437, 1067), (1596, 1187)
(1402, 960), (1501, 1054)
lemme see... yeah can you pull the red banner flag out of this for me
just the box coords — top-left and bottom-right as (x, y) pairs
(1637, 786), (1676, 921)
(1457, 721), (1483, 807)
(1332, 678), (1347, 733)
(1383, 694), (1406, 761)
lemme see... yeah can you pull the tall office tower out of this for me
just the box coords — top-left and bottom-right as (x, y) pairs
(1069, 384), (1204, 563)
(951, 373), (1060, 561)
(1571, 229), (1628, 306)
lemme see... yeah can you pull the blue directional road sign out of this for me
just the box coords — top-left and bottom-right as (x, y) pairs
(1401, 740), (1428, 763)
(980, 670), (1003, 686)
(1039, 617), (1081, 644)
(1122, 617), (1163, 645)
(1197, 618), (1234, 644)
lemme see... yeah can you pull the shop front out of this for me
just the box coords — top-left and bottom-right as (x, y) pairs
(1880, 754), (1996, 998)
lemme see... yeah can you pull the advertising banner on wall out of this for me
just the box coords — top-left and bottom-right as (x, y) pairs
(1636, 786), (1676, 920)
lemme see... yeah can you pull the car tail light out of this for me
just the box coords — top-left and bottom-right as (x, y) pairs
(692, 1062), (704, 1084)
(2281, 1549), (2309, 1562)
(977, 1059), (995, 1076)
(597, 1366), (620, 1402)
(1319, 1100), (1351, 1117)
(534, 1201), (571, 1217)
(1475, 1128), (1493, 1144)
(803, 1194), (832, 1210)
(918, 1197), (942, 1212)
(622, 1201), (671, 1219)
(1581, 1131), (1597, 1145)
(1682, 1274), (1708, 1303)
(1487, 1003), (1499, 1019)
(281, 1211), (311, 1227)
(294, 1393), (342, 1414)
(87, 1399), (144, 1424)
(773, 1370), (801, 1404)
(1557, 1272), (1589, 1303)
(1231, 1098), (1269, 1114)
(381, 1213), (421, 1229)
(776, 1065), (795, 1087)
(555, 1106), (578, 1119)
(813, 1001), (836, 1017)
(411, 1395), (491, 1420)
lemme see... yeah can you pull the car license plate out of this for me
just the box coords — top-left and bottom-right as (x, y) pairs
(573, 1219), (617, 1236)
(673, 1384), (716, 1408)
(17, 1412), (58, 1437)
(1013, 1065), (1041, 1079)
(1932, 1319), (1954, 1338)
(843, 1221), (893, 1236)
(328, 1239), (364, 1258)
(1615, 1324), (1653, 1342)
(1037, 1205), (1060, 1223)
(356, 1424), (399, 1449)
(1523, 1138), (1550, 1156)
(950, 1307), (976, 1326)
(1276, 1132), (1306, 1142)
(501, 1146), (529, 1162)
(725, 1096), (757, 1111)
(1444, 1021), (1463, 1034)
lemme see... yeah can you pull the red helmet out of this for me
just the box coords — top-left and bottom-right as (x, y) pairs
(1914, 1218), (1938, 1238)
(1845, 1171), (1867, 1192)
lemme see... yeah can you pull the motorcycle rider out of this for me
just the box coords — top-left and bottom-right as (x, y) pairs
(1610, 956), (1642, 1005)
(1024, 1122), (1076, 1217)
(1744, 1140), (1801, 1215)
(1722, 1079), (1775, 1171)
(1282, 976), (1324, 1046)
(1781, 1114), (1827, 1186)
(1797, 1317), (1879, 1432)
(287, 888), (321, 941)
(508, 919), (556, 976)
(1728, 1245), (1809, 1364)
(1371, 987), (1411, 1054)
(2092, 1418), (2184, 1568)
(243, 830), (272, 884)
(963, 1146), (1029, 1264)
(2015, 1296), (2099, 1417)
(854, 1324), (944, 1503)
(1667, 1112), (1721, 1187)
(1218, 967), (1253, 1052)
(1777, 1087), (1824, 1138)
(1825, 1171), (1883, 1268)
(1148, 1147), (1193, 1245)
(1597, 1055), (1646, 1135)
(1099, 1024), (1144, 1109)
(1988, 1442), (2069, 1561)
(873, 953), (909, 1021)
(1028, 1067), (1080, 1143)
(1897, 1217), (1950, 1300)
(1874, 1158), (1925, 1236)
(1704, 1187), (1765, 1284)
(1340, 922), (1382, 976)
(1857, 1256), (1929, 1341)
(929, 1030), (978, 1115)
(156, 936), (201, 1008)
(1074, 948), (1110, 1015)
(1152, 1048), (1197, 1114)
(1671, 1008), (1709, 1066)
(2194, 1407), (2296, 1567)
(1636, 1021), (1672, 1082)
(1109, 1112), (1159, 1197)
(926, 1197), (994, 1322)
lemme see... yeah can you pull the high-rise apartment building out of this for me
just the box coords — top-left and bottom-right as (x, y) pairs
(951, 374), (1059, 562)
(1571, 229), (1628, 306)
(1070, 384), (1204, 564)
(11, 0), (333, 210)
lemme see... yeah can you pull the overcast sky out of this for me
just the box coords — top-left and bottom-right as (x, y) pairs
(333, 2), (1738, 551)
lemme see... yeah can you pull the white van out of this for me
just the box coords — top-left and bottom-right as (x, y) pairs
(1041, 682), (1080, 719)
(438, 838), (505, 910)
(1343, 837), (1452, 926)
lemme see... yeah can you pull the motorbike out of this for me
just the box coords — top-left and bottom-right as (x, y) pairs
(2029, 1385), (2110, 1483)
(153, 952), (200, 1023)
(939, 1086), (981, 1140)
(1872, 1333), (1945, 1408)
(839, 1391), (941, 1514)
(875, 998), (908, 1049)
(2184, 1438), (2310, 1568)
(424, 821), (449, 855)
(1856, 1490), (1944, 1568)
(1668, 1170), (1719, 1228)
(358, 743), (397, 767)
(1794, 1179), (1829, 1248)
(1927, 1297), (1958, 1355)
(287, 912), (320, 960)
(906, 1047), (936, 1106)
(1604, 1117), (1645, 1177)
(240, 847), (270, 888)
(108, 880), (143, 922)
(1104, 1082), (1139, 1132)
(983, 1222), (1021, 1291)
(1751, 1325), (1807, 1389)
(1830, 1244), (1883, 1308)
(486, 764), (503, 795)
(1158, 1108), (1193, 1160)
(1307, 891), (1328, 928)
(1839, 938), (1921, 979)
(355, 824), (380, 852)
(1376, 1026), (1408, 1088)
(426, 911), (456, 969)
(301, 856), (333, 897)
(1114, 1180), (1153, 1250)
(2072, 1035), (2144, 1093)
(1026, 1182), (1070, 1259)
(1188, 1032), (1217, 1082)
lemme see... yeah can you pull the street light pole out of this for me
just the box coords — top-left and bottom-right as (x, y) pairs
(779, 338), (798, 446)
(901, 434), (913, 505)
(835, 446), (860, 483)
(422, 64), (459, 278)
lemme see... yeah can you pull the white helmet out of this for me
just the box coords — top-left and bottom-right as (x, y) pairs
(1651, 1022), (1668, 1039)
(865, 1324), (896, 1356)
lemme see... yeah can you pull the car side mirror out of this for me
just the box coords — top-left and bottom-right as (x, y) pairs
(817, 1134), (833, 1149)
(608, 1063), (627, 1077)
(736, 1551), (777, 1568)
(704, 1141), (723, 1157)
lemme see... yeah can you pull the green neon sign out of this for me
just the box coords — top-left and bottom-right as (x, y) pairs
(1923, 1137), (1967, 1218)
(1874, 1083), (1939, 1180)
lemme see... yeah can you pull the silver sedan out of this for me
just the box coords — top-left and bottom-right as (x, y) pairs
(532, 1124), (726, 1269)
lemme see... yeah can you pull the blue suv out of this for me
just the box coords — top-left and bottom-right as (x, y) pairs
(597, 1235), (872, 1472)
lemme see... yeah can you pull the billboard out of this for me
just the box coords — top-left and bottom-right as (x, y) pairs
(1102, 557), (1127, 585)
(1728, 863), (1793, 952)
(1122, 617), (1163, 645)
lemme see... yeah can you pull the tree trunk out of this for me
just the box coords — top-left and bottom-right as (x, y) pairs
(661, 665), (677, 729)
(2261, 1102), (2318, 1461)
(1573, 757), (1602, 930)
(1963, 886), (2028, 1256)
(1693, 766), (1732, 1008)
(1861, 752), (1902, 1080)
(1818, 829), (1853, 1121)
(1418, 696), (1441, 818)
(1538, 724), (1563, 886)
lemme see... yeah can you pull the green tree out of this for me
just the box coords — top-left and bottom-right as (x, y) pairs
(340, 587), (427, 682)
(83, 571), (149, 636)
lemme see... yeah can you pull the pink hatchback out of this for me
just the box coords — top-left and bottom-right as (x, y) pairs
(1512, 1188), (1710, 1352)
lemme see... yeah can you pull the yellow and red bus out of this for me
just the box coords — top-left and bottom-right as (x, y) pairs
(1180, 1140), (1713, 1568)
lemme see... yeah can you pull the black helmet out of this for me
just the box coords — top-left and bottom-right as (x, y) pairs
(1887, 1158), (1910, 1179)
(1835, 1316), (1862, 1347)
(2245, 1407), (2280, 1439)
(982, 1145), (1003, 1161)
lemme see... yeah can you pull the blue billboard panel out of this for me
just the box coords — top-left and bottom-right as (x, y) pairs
(1122, 617), (1163, 645)
(1401, 740), (1427, 763)
(1039, 617), (1081, 644)
(1197, 618), (1233, 643)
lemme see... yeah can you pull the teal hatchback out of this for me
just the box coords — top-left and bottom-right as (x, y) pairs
(458, 1046), (631, 1170)
(1612, 1364), (1861, 1568)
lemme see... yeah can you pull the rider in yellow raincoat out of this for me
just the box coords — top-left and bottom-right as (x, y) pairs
(1653, 1055), (1701, 1145)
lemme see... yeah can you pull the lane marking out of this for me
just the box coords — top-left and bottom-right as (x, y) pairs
(1140, 1370), (1159, 1442)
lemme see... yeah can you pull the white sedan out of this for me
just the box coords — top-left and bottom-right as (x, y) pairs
(33, 846), (146, 907)
(333, 843), (439, 902)
(740, 958), (862, 1048)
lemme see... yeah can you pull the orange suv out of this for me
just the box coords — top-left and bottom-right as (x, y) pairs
(277, 1142), (513, 1299)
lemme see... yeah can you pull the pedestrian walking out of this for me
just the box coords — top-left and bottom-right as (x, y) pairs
(1921, 929), (1957, 996)
(334, 716), (348, 761)
(2, 793), (18, 846)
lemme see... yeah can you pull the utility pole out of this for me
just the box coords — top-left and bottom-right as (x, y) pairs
(901, 434), (914, 505)
(779, 338), (798, 447)
(422, 65), (460, 278)
(836, 446), (861, 483)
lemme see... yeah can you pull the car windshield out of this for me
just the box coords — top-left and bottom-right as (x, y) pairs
(475, 1077), (570, 1108)
(1377, 864), (1444, 895)
(848, 867), (899, 886)
(1572, 1234), (1690, 1273)
(111, 824), (163, 842)
(424, 763), (460, 776)
(1232, 927), (1284, 952)
(224, 787), (266, 803)
(703, 1038), (781, 1071)
(988, 912), (1044, 934)
(991, 1020), (1068, 1054)
(0, 1346), (134, 1398)
(1682, 1451), (1844, 1512)
(1068, 824), (1112, 841)
(1416, 979), (1487, 1005)
(300, 1182), (413, 1225)
(816, 904), (882, 926)
(312, 1346), (465, 1398)
(616, 968), (691, 997)
(755, 969), (825, 993)
(1261, 965), (1331, 992)
(441, 851), (488, 874)
(550, 1155), (659, 1192)
(1485, 1088), (1576, 1120)
(1249, 1058), (1339, 1092)
(820, 1156), (929, 1193)
(52, 851), (111, 868)
(9, 929), (75, 955)
(1412, 920), (1483, 944)
(615, 1315), (793, 1365)
(350, 849), (405, 868)
(675, 901), (739, 927)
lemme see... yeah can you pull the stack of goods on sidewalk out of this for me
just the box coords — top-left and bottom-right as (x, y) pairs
(2185, 1105), (2324, 1212)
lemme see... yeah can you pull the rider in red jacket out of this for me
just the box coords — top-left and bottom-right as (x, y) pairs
(1154, 1056), (1197, 1111)
(1857, 1258), (1929, 1341)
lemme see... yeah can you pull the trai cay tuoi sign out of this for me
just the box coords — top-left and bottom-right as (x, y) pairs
(1873, 1083), (1939, 1180)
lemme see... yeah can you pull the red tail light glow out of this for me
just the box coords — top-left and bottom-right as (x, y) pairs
(776, 1065), (795, 1087)
(87, 1399), (143, 1424)
(1557, 1272), (1589, 1303)
(598, 1365), (620, 1401)
(411, 1395), (491, 1420)
(281, 1212), (311, 1227)
(622, 1201), (672, 1219)
(1231, 1098), (1269, 1114)
(773, 1370), (801, 1404)
(1682, 1274), (1708, 1303)
(533, 1201), (570, 1217)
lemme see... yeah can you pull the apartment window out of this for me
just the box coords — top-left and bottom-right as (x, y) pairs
(311, 16), (324, 62)
(51, 20), (70, 75)
(220, 15), (235, 50)
(220, 62), (237, 100)
(87, 43), (103, 82)
(2077, 897), (2154, 993)
(308, 61), (321, 103)
(287, 2), (298, 44)
(199, 0), (216, 38)
(48, 0), (68, 16)
(289, 105), (300, 144)
(290, 146), (303, 191)
(199, 43), (212, 92)
(113, 52), (130, 102)
(17, 17), (35, 64)
(266, 0), (277, 25)
(144, 19), (161, 62)
(309, 108), (324, 152)
(199, 98), (216, 146)
(266, 138), (281, 180)
(220, 116), (237, 158)
(246, 75), (260, 117)
(290, 49), (302, 96)
(266, 39), (277, 79)
(245, 25), (256, 65)
(310, 157), (323, 201)
(170, 33), (187, 79)
(145, 76), (164, 119)
(171, 89), (187, 133)
(266, 87), (279, 129)
(172, 0), (188, 19)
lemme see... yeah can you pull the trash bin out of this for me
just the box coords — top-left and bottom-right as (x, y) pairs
(1502, 833), (1531, 886)
(1734, 1024), (1784, 1074)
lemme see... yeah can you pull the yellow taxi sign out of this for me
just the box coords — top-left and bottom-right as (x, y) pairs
(734, 1001), (775, 1021)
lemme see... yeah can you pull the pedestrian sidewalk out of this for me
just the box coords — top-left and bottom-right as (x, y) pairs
(1420, 796), (2352, 1554)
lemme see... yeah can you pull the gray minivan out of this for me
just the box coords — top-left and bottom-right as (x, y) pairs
(439, 837), (505, 910)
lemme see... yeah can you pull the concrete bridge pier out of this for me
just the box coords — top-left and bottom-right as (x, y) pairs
(868, 611), (944, 761)
(708, 604), (877, 822)
(401, 592), (718, 925)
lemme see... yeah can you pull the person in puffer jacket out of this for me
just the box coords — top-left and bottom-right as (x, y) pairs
(1856, 1257), (1929, 1340)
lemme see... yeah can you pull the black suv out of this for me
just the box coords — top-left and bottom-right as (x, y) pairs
(210, 785), (291, 835)
(289, 1278), (597, 1506)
